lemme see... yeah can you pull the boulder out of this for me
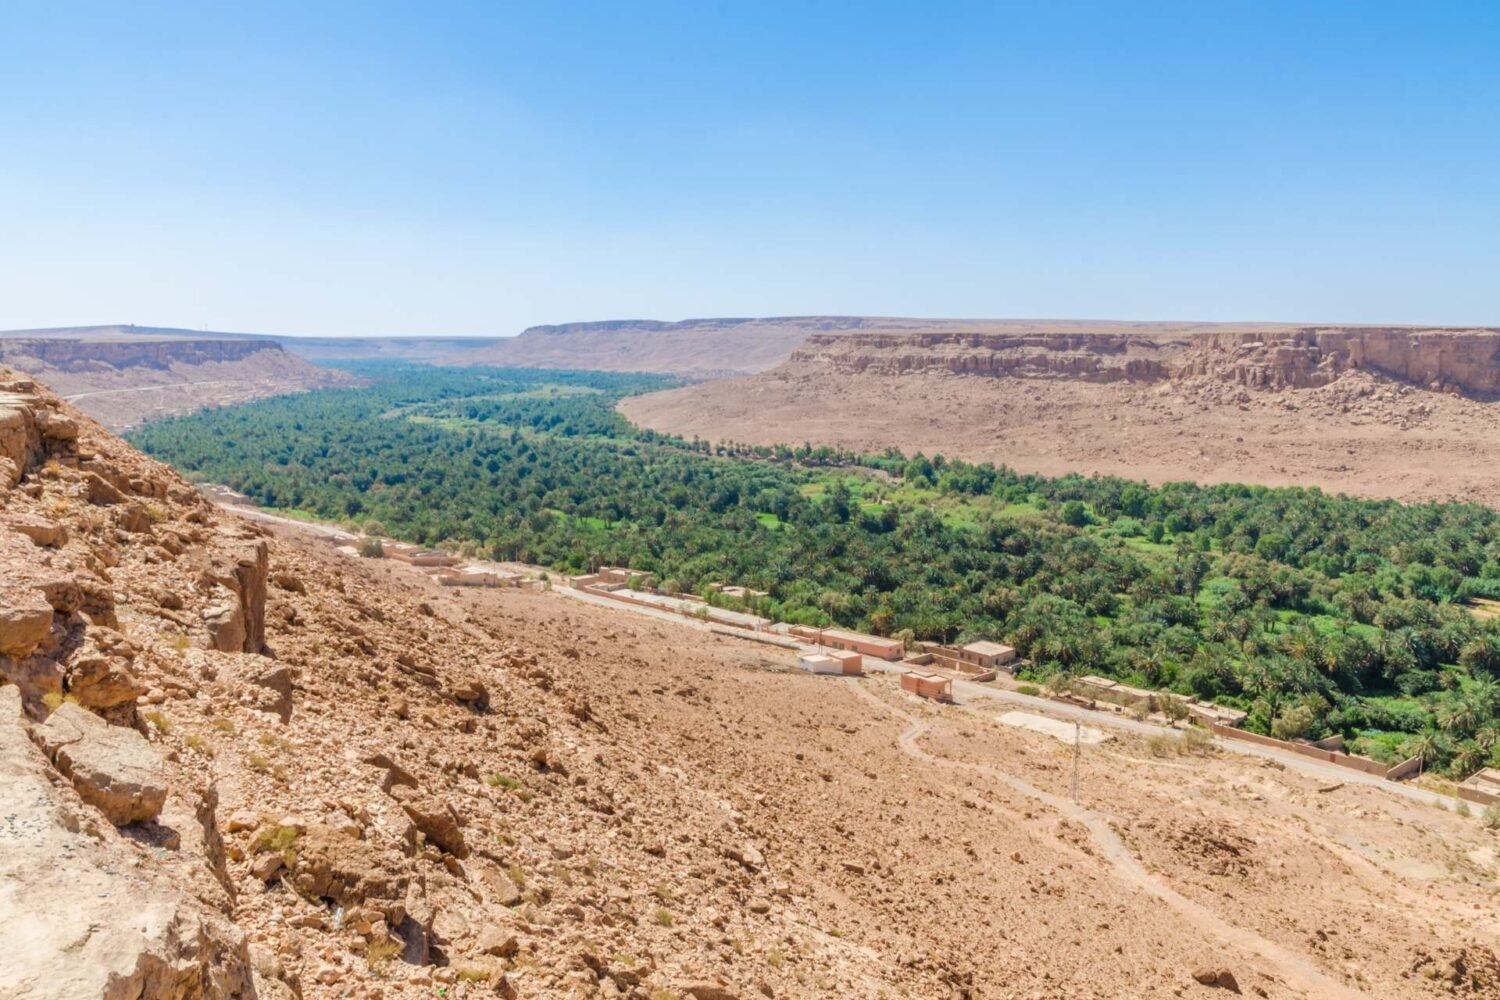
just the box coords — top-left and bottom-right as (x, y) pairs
(364, 750), (420, 792)
(481, 864), (523, 907)
(0, 585), (53, 658)
(448, 677), (490, 711)
(1191, 968), (1241, 992)
(285, 825), (412, 921)
(683, 985), (744, 1000)
(35, 701), (168, 824)
(65, 651), (145, 710)
(476, 926), (520, 957)
(393, 788), (469, 858)
(7, 513), (65, 547)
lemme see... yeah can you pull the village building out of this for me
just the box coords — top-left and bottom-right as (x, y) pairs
(435, 566), (519, 588)
(958, 641), (1016, 671)
(824, 649), (863, 675)
(900, 671), (953, 702)
(595, 566), (654, 588)
(913, 640), (1016, 679)
(789, 625), (904, 661)
(796, 653), (842, 675)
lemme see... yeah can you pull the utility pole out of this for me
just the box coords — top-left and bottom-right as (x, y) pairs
(1071, 719), (1081, 804)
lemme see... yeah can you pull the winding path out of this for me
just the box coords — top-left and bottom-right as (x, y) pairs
(847, 679), (1368, 1000)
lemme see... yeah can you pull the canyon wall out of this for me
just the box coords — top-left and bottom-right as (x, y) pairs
(790, 325), (1500, 397)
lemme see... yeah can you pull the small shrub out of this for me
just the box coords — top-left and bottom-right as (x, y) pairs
(183, 734), (215, 757)
(144, 710), (172, 735)
(508, 862), (526, 889)
(455, 967), (492, 983)
(487, 773), (522, 790)
(1017, 684), (1041, 697)
(653, 906), (675, 927)
(251, 825), (301, 854)
(1179, 727), (1214, 756)
(211, 717), (236, 733)
(767, 947), (784, 969)
(248, 754), (273, 774)
(1147, 734), (1175, 757)
(41, 691), (64, 711)
(1482, 805), (1500, 830)
(366, 934), (402, 970)
(1457, 800), (1472, 817)
(169, 633), (191, 652)
(357, 537), (385, 559)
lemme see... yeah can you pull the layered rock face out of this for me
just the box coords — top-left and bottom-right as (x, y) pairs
(793, 331), (1179, 382)
(791, 325), (1500, 396)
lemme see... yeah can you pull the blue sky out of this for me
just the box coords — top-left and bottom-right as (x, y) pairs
(2, 1), (1497, 336)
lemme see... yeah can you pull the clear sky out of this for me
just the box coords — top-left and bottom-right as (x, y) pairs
(2, 1), (1498, 336)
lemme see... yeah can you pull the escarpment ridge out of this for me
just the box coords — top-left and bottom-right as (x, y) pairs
(791, 325), (1500, 395)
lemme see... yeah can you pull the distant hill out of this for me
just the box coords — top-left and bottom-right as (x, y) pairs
(0, 324), (502, 363)
(439, 316), (1037, 376)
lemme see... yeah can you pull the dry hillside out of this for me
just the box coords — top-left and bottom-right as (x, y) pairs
(621, 324), (1500, 506)
(5, 366), (1500, 999)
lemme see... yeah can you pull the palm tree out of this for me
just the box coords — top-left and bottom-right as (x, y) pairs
(1450, 739), (1489, 780)
(1402, 732), (1443, 766)
(1437, 695), (1482, 737)
(1468, 675), (1500, 715)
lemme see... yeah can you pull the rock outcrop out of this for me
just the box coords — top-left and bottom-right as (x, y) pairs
(201, 540), (269, 654)
(0, 685), (252, 1000)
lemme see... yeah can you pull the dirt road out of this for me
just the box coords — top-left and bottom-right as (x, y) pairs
(851, 680), (1370, 1000)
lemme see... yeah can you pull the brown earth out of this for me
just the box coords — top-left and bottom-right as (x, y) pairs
(621, 323), (1500, 506)
(0, 336), (359, 430)
(5, 365), (1500, 999)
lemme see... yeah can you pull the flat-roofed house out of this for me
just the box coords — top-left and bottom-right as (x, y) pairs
(959, 641), (1017, 671)
(826, 649), (863, 675)
(900, 672), (953, 702)
(789, 626), (904, 661)
(797, 653), (842, 675)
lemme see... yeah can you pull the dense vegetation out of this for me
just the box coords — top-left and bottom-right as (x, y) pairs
(131, 363), (1500, 777)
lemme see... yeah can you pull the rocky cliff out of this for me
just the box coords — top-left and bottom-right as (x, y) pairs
(790, 324), (1500, 397)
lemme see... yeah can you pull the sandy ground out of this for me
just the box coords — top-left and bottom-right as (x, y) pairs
(621, 368), (1500, 506)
